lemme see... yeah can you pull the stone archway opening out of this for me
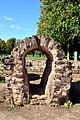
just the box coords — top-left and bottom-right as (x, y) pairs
(22, 46), (53, 99)
(25, 50), (47, 85)
(6, 35), (71, 106)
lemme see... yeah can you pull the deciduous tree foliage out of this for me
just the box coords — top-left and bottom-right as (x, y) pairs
(37, 0), (80, 59)
(0, 39), (6, 54)
(6, 38), (16, 54)
(34, 50), (45, 57)
(0, 38), (16, 55)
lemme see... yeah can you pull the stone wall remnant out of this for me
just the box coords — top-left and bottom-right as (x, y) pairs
(5, 35), (72, 106)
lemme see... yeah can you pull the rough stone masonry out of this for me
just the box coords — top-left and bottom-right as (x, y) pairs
(5, 35), (72, 106)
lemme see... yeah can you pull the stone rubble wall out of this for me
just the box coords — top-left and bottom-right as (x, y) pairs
(70, 60), (80, 74)
(0, 35), (72, 106)
(0, 56), (14, 103)
(0, 58), (76, 80)
(26, 59), (46, 72)
(0, 60), (5, 81)
(0, 56), (13, 80)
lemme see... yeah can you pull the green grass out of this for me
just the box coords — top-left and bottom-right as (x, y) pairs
(0, 80), (5, 83)
(0, 54), (10, 57)
(26, 55), (47, 60)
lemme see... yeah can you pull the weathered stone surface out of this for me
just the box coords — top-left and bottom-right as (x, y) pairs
(4, 35), (72, 106)
(30, 99), (39, 105)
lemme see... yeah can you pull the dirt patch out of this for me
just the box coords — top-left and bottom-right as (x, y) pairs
(0, 83), (80, 120)
(0, 100), (80, 120)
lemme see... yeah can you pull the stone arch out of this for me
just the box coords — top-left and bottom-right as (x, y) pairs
(22, 46), (53, 93)
(6, 35), (72, 106)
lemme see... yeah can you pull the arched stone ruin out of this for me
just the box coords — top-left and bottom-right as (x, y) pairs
(6, 35), (72, 106)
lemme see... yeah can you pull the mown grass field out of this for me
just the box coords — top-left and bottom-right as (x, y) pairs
(26, 55), (47, 60)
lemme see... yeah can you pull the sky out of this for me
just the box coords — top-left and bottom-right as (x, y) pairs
(0, 0), (42, 41)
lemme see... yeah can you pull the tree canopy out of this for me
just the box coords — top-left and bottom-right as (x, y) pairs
(37, 0), (80, 58)
(6, 38), (16, 54)
(0, 38), (16, 55)
(0, 39), (6, 54)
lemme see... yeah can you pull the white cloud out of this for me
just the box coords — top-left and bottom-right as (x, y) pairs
(10, 25), (22, 30)
(16, 25), (21, 29)
(3, 16), (13, 21)
(10, 25), (15, 28)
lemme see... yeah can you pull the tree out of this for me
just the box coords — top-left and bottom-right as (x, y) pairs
(35, 50), (45, 57)
(6, 38), (16, 54)
(0, 39), (6, 54)
(37, 0), (80, 60)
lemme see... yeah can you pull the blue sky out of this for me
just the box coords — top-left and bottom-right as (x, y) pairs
(0, 0), (42, 41)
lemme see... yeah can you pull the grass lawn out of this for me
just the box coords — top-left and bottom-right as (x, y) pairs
(0, 54), (10, 57)
(26, 55), (47, 60)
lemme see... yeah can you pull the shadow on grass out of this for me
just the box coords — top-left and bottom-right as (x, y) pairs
(69, 81), (80, 104)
